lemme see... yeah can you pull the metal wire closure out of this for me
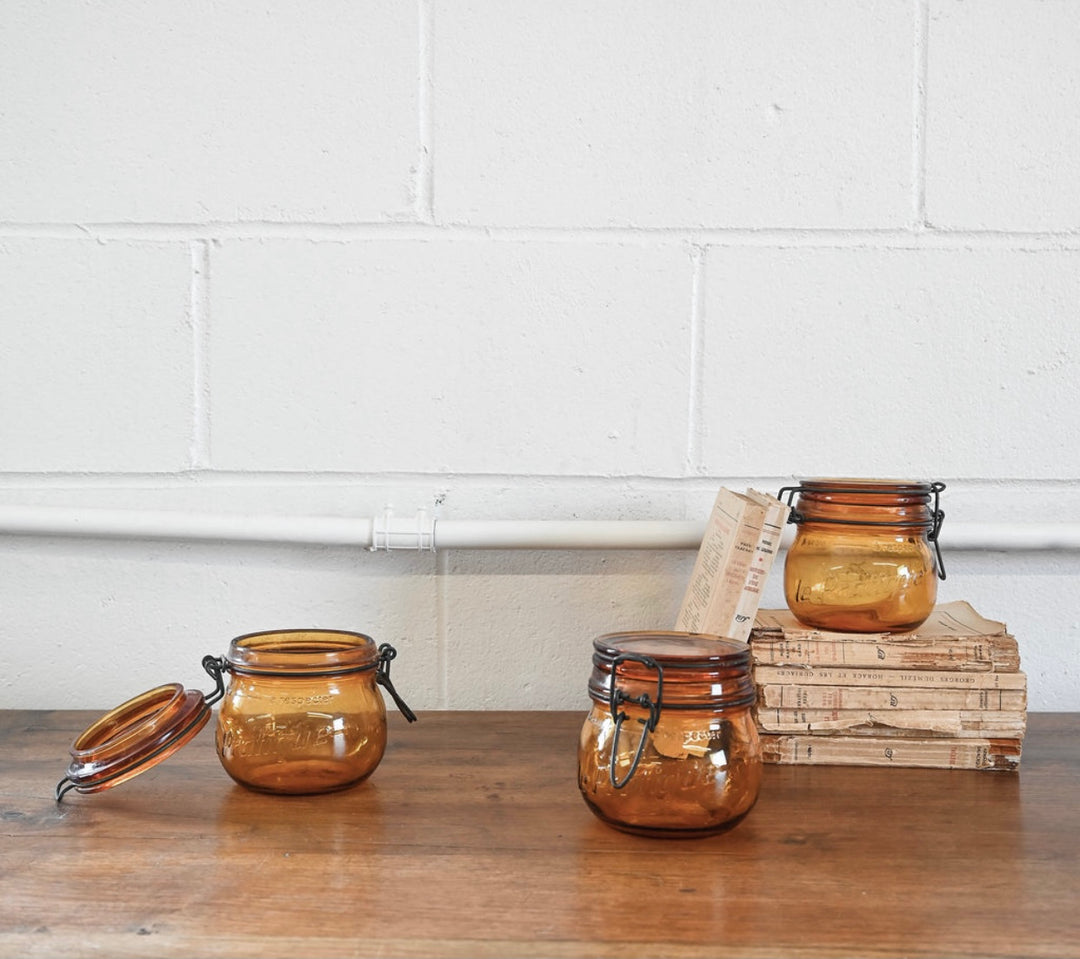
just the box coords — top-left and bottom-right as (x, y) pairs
(375, 643), (417, 723)
(202, 655), (227, 706)
(778, 481), (947, 580)
(608, 653), (662, 789)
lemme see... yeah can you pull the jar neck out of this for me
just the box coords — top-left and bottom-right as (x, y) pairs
(224, 629), (379, 676)
(589, 633), (755, 711)
(588, 672), (757, 711)
(205, 636), (418, 723)
(781, 479), (943, 530)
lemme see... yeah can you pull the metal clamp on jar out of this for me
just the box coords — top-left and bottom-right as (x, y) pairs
(56, 629), (416, 801)
(578, 631), (762, 839)
(779, 478), (947, 633)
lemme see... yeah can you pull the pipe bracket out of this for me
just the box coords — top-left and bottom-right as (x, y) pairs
(368, 507), (436, 552)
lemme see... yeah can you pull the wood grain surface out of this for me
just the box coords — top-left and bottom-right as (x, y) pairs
(2, 710), (1077, 958)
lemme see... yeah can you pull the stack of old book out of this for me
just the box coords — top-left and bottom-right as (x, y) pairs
(748, 601), (1026, 770)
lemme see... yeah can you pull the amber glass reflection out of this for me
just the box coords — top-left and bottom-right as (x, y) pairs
(784, 479), (939, 633)
(215, 630), (387, 795)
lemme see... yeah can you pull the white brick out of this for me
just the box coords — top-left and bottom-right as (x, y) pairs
(436, 1), (913, 228)
(926, 0), (1080, 230)
(209, 239), (692, 474)
(0, 240), (193, 471)
(0, 1), (418, 222)
(699, 247), (1080, 478)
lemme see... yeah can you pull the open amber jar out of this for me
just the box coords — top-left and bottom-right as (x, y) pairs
(205, 629), (415, 795)
(780, 479), (946, 633)
(56, 629), (415, 801)
(578, 632), (762, 839)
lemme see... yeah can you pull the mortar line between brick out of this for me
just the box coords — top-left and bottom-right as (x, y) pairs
(913, 0), (930, 229)
(189, 240), (212, 470)
(4, 223), (1080, 249)
(686, 246), (706, 474)
(416, 0), (435, 224)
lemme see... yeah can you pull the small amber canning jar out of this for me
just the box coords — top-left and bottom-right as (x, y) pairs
(204, 629), (415, 795)
(578, 632), (762, 839)
(780, 479), (946, 633)
(56, 629), (415, 801)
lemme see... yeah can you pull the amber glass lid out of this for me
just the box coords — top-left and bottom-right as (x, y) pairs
(56, 683), (211, 801)
(590, 631), (754, 709)
(592, 630), (751, 669)
(787, 478), (941, 501)
(802, 477), (931, 488)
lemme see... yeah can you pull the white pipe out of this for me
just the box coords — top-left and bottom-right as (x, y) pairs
(433, 519), (705, 550)
(936, 522), (1080, 551)
(0, 505), (378, 547)
(0, 504), (703, 550)
(0, 504), (1079, 551)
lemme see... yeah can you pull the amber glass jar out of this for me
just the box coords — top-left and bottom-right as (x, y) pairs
(780, 479), (946, 633)
(578, 632), (762, 839)
(205, 629), (414, 795)
(56, 629), (415, 801)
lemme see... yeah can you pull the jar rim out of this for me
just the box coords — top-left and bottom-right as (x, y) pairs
(592, 630), (751, 669)
(225, 628), (379, 675)
(799, 477), (935, 492)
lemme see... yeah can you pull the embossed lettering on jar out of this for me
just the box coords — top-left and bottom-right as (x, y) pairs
(780, 479), (947, 633)
(578, 632), (762, 839)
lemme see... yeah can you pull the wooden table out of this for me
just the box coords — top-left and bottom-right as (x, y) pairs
(2, 710), (1078, 959)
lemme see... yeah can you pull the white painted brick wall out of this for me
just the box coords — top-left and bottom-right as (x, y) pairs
(1, 1), (1077, 716)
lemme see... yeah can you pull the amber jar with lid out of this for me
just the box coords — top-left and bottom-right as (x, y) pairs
(578, 631), (762, 839)
(780, 479), (946, 633)
(56, 629), (415, 800)
(204, 629), (416, 795)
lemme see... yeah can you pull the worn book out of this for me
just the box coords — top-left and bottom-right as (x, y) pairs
(675, 487), (767, 641)
(727, 489), (791, 642)
(749, 601), (1020, 672)
(757, 681), (1027, 712)
(760, 733), (1022, 771)
(755, 706), (1027, 738)
(752, 664), (1028, 690)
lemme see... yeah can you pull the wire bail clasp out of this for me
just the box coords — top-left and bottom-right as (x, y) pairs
(201, 655), (228, 706)
(608, 653), (663, 789)
(376, 643), (418, 723)
(928, 481), (947, 581)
